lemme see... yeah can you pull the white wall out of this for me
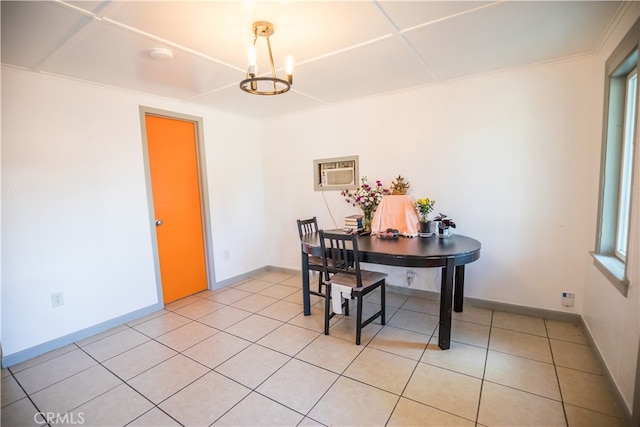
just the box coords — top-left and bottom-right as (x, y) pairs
(264, 56), (600, 310)
(1, 69), (266, 361)
(582, 4), (640, 415)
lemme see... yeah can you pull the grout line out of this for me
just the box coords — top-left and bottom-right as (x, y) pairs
(474, 308), (494, 426)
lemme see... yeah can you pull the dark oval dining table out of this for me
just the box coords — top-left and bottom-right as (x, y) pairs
(300, 231), (481, 350)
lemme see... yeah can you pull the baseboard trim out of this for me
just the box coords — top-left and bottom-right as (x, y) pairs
(1, 302), (163, 368)
(213, 266), (271, 289)
(580, 320), (633, 425)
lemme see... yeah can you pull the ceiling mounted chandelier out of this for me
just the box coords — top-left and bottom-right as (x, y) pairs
(240, 21), (294, 95)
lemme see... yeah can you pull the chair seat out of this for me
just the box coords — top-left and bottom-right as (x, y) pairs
(308, 255), (324, 267)
(330, 270), (388, 291)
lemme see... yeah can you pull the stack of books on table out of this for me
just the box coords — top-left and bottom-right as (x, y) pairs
(343, 214), (363, 233)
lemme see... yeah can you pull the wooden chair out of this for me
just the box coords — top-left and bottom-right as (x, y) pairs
(296, 217), (325, 297)
(319, 230), (387, 345)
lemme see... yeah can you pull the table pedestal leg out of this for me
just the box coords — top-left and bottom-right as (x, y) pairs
(438, 257), (455, 350)
(454, 265), (465, 313)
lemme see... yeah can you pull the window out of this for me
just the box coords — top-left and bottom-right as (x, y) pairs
(593, 21), (638, 296)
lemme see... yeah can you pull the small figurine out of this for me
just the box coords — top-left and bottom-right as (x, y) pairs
(390, 175), (410, 195)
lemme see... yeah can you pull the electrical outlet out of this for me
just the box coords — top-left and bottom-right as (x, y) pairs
(222, 249), (230, 261)
(562, 292), (575, 307)
(406, 270), (416, 286)
(51, 292), (64, 307)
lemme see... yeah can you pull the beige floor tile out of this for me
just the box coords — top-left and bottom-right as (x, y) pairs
(155, 321), (217, 352)
(74, 325), (129, 347)
(280, 274), (305, 288)
(194, 289), (218, 298)
(2, 397), (42, 427)
(327, 315), (382, 345)
(403, 362), (481, 421)
(8, 344), (78, 373)
(159, 371), (250, 426)
(183, 331), (251, 368)
(128, 408), (182, 426)
(127, 354), (209, 404)
(207, 288), (252, 305)
(297, 417), (325, 426)
(224, 314), (283, 342)
(233, 279), (277, 293)
(287, 306), (328, 333)
(164, 295), (202, 311)
(68, 383), (153, 426)
(401, 296), (440, 315)
(284, 289), (324, 307)
(102, 340), (177, 380)
(369, 325), (430, 360)
(259, 283), (300, 299)
(308, 376), (398, 426)
(477, 381), (566, 426)
(230, 293), (279, 312)
(13, 348), (97, 394)
(446, 319), (491, 348)
(212, 391), (304, 426)
(557, 366), (620, 417)
(564, 403), (624, 427)
(485, 350), (560, 400)
(30, 364), (122, 415)
(387, 308), (439, 335)
(257, 271), (296, 283)
(215, 344), (290, 389)
(551, 339), (601, 374)
(257, 323), (321, 356)
(344, 347), (417, 394)
(130, 312), (191, 338)
(258, 299), (304, 322)
(296, 334), (364, 374)
(388, 397), (475, 426)
(452, 305), (493, 326)
(489, 328), (553, 363)
(81, 328), (150, 362)
(492, 311), (547, 336)
(1, 374), (26, 407)
(257, 358), (338, 413)
(172, 298), (225, 320)
(197, 305), (252, 330)
(545, 319), (588, 344)
(421, 341), (487, 379)
(126, 309), (170, 327)
(374, 290), (409, 308)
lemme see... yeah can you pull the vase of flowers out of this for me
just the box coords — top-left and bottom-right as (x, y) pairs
(415, 198), (436, 237)
(341, 176), (390, 232)
(434, 213), (456, 238)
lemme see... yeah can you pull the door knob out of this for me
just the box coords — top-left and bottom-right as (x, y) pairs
(155, 219), (163, 226)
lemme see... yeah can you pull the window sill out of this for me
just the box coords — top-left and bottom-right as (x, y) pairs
(591, 253), (630, 297)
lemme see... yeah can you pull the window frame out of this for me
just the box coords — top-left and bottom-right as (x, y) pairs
(592, 20), (639, 297)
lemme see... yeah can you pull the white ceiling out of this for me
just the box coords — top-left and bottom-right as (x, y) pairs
(1, 0), (625, 118)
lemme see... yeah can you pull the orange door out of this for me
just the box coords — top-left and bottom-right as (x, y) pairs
(145, 114), (208, 304)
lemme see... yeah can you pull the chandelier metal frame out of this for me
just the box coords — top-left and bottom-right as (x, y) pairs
(239, 21), (292, 96)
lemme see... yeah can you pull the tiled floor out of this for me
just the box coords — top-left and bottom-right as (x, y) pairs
(1, 271), (625, 426)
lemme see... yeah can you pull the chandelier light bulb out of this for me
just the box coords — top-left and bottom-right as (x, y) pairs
(248, 45), (256, 75)
(285, 55), (294, 84)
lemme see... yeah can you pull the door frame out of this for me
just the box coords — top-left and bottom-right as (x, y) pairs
(139, 106), (215, 303)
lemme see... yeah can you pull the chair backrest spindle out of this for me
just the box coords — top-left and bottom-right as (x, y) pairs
(320, 230), (362, 288)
